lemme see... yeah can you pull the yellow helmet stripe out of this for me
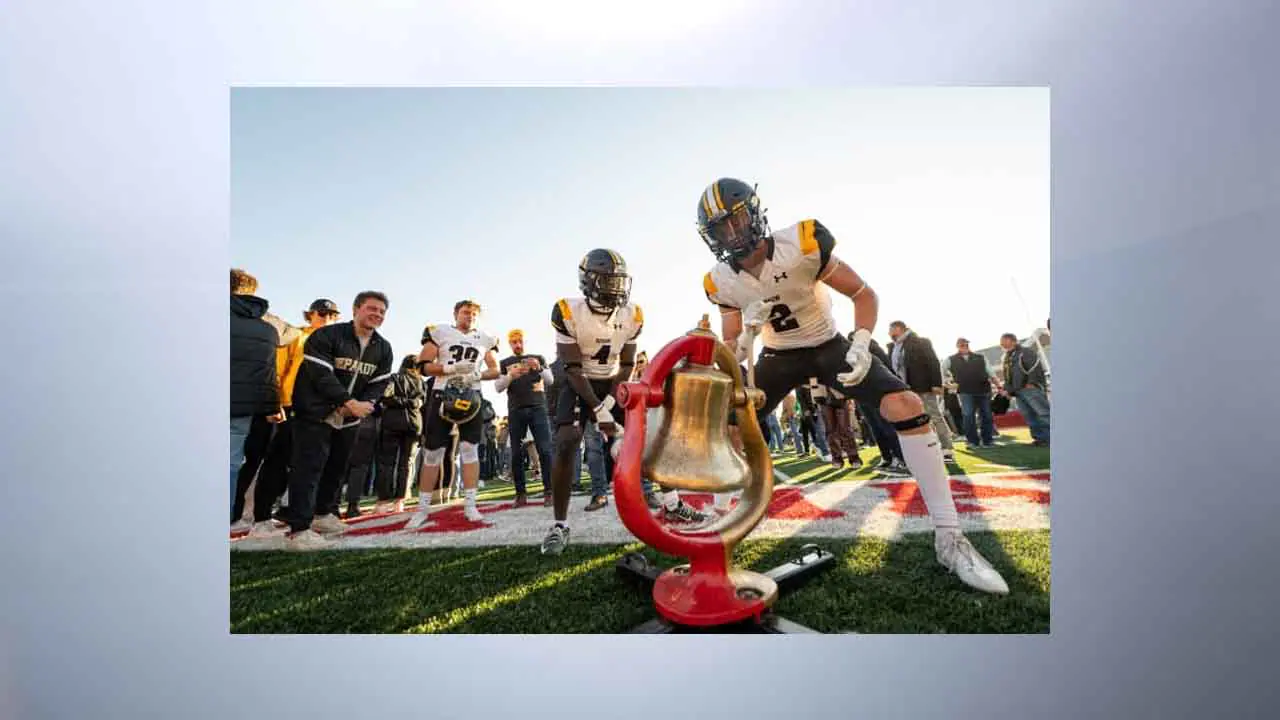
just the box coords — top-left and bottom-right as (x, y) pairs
(702, 185), (717, 218)
(711, 180), (725, 213)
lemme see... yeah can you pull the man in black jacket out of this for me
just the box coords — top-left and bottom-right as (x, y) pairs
(887, 321), (956, 463)
(947, 338), (996, 447)
(373, 355), (426, 515)
(1000, 332), (1050, 447)
(284, 291), (395, 549)
(230, 268), (292, 520)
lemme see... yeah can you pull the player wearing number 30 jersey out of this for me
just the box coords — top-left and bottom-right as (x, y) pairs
(405, 299), (501, 529)
(698, 177), (1009, 595)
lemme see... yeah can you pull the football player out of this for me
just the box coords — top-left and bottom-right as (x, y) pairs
(698, 177), (1009, 595)
(540, 249), (705, 556)
(405, 299), (501, 527)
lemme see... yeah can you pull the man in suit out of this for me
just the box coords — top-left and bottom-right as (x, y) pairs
(887, 321), (956, 463)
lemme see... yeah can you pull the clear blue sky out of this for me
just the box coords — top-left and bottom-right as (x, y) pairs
(232, 88), (1048, 366)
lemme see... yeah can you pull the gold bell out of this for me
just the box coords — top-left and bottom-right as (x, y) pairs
(641, 361), (750, 493)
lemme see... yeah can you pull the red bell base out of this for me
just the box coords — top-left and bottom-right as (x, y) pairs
(652, 568), (779, 627)
(616, 544), (838, 633)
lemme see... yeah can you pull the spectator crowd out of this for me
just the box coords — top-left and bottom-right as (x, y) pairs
(230, 268), (1050, 549)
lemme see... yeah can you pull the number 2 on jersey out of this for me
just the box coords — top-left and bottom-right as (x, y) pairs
(768, 304), (801, 333)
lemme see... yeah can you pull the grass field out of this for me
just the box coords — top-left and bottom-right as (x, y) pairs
(230, 430), (1050, 634)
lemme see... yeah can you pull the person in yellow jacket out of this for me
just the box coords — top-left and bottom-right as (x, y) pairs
(245, 299), (342, 538)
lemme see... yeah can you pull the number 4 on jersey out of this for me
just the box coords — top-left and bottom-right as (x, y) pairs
(591, 344), (612, 364)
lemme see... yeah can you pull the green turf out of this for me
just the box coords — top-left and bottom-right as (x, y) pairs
(230, 530), (1049, 634)
(236, 427), (1050, 633)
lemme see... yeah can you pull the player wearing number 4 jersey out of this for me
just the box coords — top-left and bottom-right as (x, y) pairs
(405, 299), (501, 529)
(540, 249), (706, 556)
(698, 177), (1009, 595)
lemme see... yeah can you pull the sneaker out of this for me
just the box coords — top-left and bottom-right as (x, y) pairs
(888, 459), (911, 475)
(311, 514), (347, 535)
(249, 520), (287, 539)
(394, 499), (405, 513)
(285, 529), (331, 551)
(935, 530), (1010, 595)
(542, 493), (553, 507)
(230, 519), (252, 534)
(820, 453), (833, 463)
(373, 501), (394, 515)
(541, 524), (570, 555)
(404, 510), (431, 530)
(513, 493), (528, 508)
(463, 505), (485, 523)
(643, 492), (662, 510)
(584, 495), (609, 512)
(663, 502), (708, 526)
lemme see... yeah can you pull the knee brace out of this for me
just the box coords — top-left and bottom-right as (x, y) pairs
(458, 441), (479, 464)
(421, 446), (446, 465)
(891, 414), (931, 432)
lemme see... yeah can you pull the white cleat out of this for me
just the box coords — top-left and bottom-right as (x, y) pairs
(310, 514), (348, 535)
(463, 505), (485, 523)
(285, 529), (331, 552)
(936, 530), (1010, 595)
(403, 511), (431, 530)
(249, 520), (287, 539)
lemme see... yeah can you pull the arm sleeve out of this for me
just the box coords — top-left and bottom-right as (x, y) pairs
(800, 219), (837, 279)
(358, 342), (395, 402)
(301, 328), (353, 407)
(551, 300), (576, 344)
(703, 272), (739, 310)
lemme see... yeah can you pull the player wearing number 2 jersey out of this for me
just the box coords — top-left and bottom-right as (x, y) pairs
(540, 249), (705, 556)
(698, 177), (1009, 595)
(405, 299), (501, 529)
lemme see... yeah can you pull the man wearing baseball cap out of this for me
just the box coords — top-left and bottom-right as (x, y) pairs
(245, 298), (343, 537)
(496, 329), (555, 507)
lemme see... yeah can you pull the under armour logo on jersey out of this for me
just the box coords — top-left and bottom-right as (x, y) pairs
(774, 272), (788, 283)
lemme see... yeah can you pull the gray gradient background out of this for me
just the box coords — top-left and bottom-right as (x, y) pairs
(1, 0), (1277, 717)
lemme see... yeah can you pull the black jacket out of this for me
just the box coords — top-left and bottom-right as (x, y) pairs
(890, 332), (944, 394)
(947, 352), (992, 395)
(1002, 344), (1048, 396)
(230, 294), (281, 417)
(292, 321), (395, 427)
(377, 370), (426, 435)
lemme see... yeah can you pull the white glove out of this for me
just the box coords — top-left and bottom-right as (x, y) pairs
(594, 394), (617, 426)
(735, 329), (755, 364)
(741, 301), (770, 331)
(836, 329), (874, 387)
(444, 360), (476, 376)
(609, 426), (625, 461)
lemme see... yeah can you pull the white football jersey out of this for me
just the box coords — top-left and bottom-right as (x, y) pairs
(421, 323), (499, 390)
(703, 219), (840, 350)
(551, 297), (644, 380)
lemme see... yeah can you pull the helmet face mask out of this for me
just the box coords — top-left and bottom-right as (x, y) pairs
(697, 178), (769, 264)
(579, 249), (631, 314)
